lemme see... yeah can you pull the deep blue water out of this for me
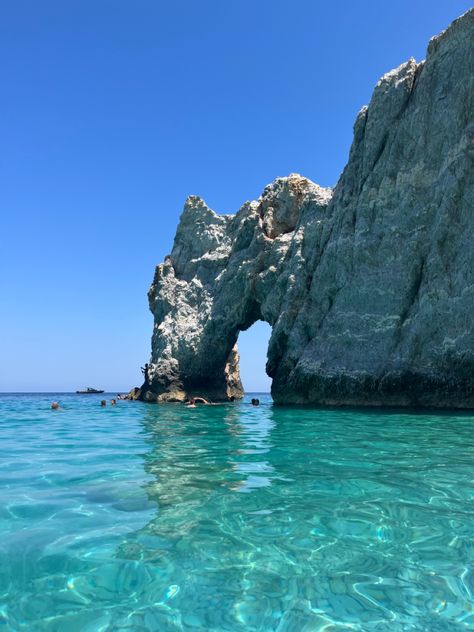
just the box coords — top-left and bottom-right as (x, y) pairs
(1, 393), (474, 631)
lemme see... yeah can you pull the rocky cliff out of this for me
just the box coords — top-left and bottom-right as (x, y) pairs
(141, 9), (474, 407)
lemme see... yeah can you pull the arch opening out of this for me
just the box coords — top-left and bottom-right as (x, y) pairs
(236, 320), (272, 397)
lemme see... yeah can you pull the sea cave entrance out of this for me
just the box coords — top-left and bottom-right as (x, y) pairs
(236, 320), (272, 397)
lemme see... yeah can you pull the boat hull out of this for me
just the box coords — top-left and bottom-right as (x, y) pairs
(76, 390), (104, 394)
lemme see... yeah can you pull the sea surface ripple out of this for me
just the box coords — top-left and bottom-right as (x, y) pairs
(0, 393), (474, 631)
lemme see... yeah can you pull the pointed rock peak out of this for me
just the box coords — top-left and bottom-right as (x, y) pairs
(182, 195), (219, 221)
(375, 57), (419, 92)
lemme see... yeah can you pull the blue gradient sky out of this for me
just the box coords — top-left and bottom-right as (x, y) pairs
(1, 0), (471, 392)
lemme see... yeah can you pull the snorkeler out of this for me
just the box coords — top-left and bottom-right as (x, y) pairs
(186, 397), (210, 407)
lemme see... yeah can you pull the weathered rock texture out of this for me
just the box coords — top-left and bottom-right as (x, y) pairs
(142, 10), (474, 407)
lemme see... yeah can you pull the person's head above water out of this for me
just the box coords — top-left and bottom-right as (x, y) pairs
(51, 402), (60, 410)
(100, 400), (106, 407)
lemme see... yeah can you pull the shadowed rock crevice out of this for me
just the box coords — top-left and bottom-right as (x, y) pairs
(140, 9), (474, 407)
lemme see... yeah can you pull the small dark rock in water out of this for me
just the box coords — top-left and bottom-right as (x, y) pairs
(125, 387), (141, 401)
(138, 10), (474, 409)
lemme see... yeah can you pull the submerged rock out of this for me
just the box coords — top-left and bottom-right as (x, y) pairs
(141, 9), (474, 407)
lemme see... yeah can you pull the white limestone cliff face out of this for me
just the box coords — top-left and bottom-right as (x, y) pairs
(141, 9), (474, 407)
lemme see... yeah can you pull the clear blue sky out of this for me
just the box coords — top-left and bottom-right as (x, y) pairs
(1, 0), (471, 392)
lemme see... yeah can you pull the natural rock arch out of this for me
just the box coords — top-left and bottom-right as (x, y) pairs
(142, 174), (331, 402)
(140, 10), (474, 407)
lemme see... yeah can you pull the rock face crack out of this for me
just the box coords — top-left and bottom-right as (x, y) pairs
(139, 9), (474, 408)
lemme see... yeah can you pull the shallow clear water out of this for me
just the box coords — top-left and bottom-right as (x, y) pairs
(1, 394), (474, 631)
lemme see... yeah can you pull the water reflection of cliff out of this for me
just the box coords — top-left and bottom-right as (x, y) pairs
(113, 403), (474, 630)
(117, 402), (276, 560)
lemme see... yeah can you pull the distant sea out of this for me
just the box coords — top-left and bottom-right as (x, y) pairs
(1, 392), (473, 630)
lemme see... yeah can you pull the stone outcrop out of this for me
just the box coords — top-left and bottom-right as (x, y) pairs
(141, 9), (474, 407)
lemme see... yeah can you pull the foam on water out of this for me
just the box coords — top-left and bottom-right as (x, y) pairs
(1, 393), (474, 630)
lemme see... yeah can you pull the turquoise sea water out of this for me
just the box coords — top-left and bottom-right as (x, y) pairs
(1, 394), (474, 631)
